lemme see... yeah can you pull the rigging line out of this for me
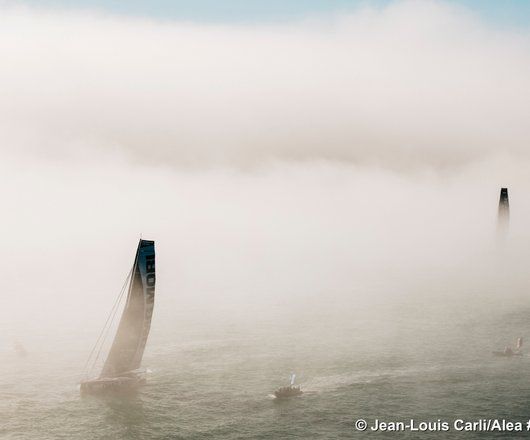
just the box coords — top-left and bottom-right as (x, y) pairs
(83, 264), (133, 376)
(86, 264), (132, 374)
(88, 273), (129, 376)
(85, 267), (131, 377)
(83, 272), (130, 379)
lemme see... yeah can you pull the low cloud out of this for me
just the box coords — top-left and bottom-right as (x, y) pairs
(0, 0), (529, 170)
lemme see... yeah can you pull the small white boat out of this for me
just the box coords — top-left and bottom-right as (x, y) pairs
(274, 374), (303, 398)
(492, 337), (523, 358)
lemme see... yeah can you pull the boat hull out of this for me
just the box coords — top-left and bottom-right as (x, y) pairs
(80, 376), (145, 395)
(492, 351), (523, 358)
(274, 389), (303, 399)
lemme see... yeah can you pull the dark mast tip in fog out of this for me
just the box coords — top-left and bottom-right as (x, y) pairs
(498, 187), (509, 233)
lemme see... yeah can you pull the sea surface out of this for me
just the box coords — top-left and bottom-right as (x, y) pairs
(2, 293), (530, 439)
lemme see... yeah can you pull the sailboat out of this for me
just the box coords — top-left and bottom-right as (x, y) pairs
(498, 187), (509, 235)
(13, 340), (27, 358)
(81, 239), (156, 395)
(274, 373), (303, 398)
(492, 336), (523, 358)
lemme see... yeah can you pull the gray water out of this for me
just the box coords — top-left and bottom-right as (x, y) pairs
(2, 292), (530, 439)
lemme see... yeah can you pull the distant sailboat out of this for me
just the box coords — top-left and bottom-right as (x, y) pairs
(13, 340), (27, 358)
(492, 336), (523, 358)
(81, 239), (156, 395)
(274, 373), (303, 398)
(498, 187), (509, 235)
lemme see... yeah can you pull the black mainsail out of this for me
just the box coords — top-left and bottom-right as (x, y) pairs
(100, 239), (156, 378)
(498, 187), (509, 235)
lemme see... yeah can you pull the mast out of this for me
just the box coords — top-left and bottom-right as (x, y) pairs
(100, 239), (156, 378)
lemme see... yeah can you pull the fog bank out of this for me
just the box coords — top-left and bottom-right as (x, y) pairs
(1, 1), (530, 350)
(0, 0), (529, 170)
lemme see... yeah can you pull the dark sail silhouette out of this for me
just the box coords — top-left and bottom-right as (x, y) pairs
(101, 239), (155, 377)
(498, 187), (509, 234)
(81, 239), (156, 394)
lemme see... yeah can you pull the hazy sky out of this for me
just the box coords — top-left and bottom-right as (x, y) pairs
(6, 0), (530, 27)
(1, 0), (529, 170)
